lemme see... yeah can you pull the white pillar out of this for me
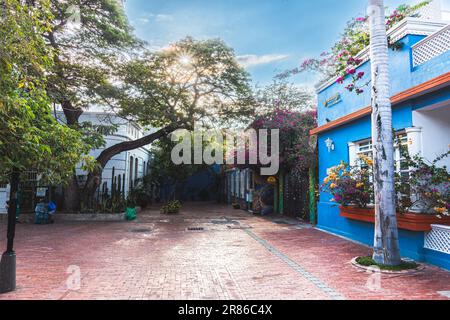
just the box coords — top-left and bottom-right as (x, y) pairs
(348, 142), (358, 166)
(406, 127), (423, 158)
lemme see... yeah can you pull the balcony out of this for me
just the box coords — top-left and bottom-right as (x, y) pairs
(412, 24), (450, 67)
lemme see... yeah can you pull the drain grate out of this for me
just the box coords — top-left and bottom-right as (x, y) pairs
(211, 220), (239, 225)
(131, 228), (152, 233)
(227, 225), (252, 230)
(187, 227), (205, 231)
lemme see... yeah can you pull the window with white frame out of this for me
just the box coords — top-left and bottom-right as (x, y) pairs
(354, 132), (409, 174)
(353, 132), (411, 204)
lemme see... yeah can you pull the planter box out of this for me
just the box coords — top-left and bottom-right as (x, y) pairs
(340, 206), (450, 232)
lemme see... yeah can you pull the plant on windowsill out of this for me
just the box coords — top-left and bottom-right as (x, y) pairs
(403, 151), (450, 218)
(321, 152), (450, 231)
(321, 157), (374, 208)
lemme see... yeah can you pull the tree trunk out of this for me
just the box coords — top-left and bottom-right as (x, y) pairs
(60, 100), (83, 212)
(368, 0), (401, 266)
(81, 124), (182, 207)
(63, 175), (81, 212)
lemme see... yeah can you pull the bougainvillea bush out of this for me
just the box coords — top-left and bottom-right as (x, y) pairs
(250, 109), (318, 174)
(321, 157), (373, 208)
(279, 1), (431, 94)
(322, 152), (450, 218)
(407, 152), (450, 217)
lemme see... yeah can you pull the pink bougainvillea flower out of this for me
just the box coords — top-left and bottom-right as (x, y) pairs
(336, 76), (345, 84)
(357, 71), (365, 79)
(345, 68), (356, 75)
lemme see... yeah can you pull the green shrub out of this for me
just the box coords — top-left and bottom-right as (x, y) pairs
(356, 256), (419, 271)
(161, 200), (182, 215)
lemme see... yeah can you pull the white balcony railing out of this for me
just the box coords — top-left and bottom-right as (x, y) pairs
(425, 224), (450, 254)
(412, 24), (450, 67)
(315, 19), (448, 93)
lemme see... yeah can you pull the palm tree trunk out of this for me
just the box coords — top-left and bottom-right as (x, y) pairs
(368, 0), (401, 266)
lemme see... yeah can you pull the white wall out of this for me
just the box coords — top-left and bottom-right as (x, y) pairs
(72, 112), (153, 198)
(413, 104), (450, 169)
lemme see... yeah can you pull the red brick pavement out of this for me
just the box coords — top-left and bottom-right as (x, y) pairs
(0, 203), (449, 300)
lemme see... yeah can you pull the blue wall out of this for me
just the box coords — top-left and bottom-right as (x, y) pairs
(315, 31), (450, 270)
(317, 34), (450, 126)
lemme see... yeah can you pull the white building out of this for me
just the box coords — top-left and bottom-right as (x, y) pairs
(73, 112), (153, 200)
(0, 111), (153, 214)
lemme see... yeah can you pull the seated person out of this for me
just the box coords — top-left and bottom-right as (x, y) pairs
(47, 201), (56, 223)
(34, 198), (48, 224)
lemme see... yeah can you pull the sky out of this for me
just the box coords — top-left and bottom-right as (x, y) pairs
(124, 0), (450, 88)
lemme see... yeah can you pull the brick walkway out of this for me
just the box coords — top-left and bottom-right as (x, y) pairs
(0, 203), (449, 300)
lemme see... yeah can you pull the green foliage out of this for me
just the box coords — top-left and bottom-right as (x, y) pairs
(251, 109), (318, 172)
(44, 0), (142, 144)
(356, 256), (419, 271)
(127, 177), (152, 209)
(401, 151), (449, 217)
(321, 160), (373, 208)
(254, 80), (314, 116)
(0, 0), (90, 184)
(118, 37), (254, 129)
(280, 1), (432, 94)
(161, 200), (182, 215)
(147, 136), (208, 189)
(323, 152), (449, 218)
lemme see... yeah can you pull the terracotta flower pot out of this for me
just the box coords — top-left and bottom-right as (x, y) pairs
(339, 206), (450, 232)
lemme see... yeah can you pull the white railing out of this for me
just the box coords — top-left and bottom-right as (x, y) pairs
(412, 24), (450, 67)
(425, 224), (450, 254)
(315, 19), (448, 93)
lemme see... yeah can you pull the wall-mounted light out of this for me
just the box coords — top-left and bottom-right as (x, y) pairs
(325, 138), (335, 152)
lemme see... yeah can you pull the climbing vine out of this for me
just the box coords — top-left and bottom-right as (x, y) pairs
(278, 1), (431, 94)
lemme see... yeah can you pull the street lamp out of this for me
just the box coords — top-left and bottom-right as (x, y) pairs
(0, 171), (20, 293)
(325, 138), (335, 153)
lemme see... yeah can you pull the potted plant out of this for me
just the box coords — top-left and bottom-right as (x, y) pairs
(321, 152), (450, 232)
(161, 200), (182, 215)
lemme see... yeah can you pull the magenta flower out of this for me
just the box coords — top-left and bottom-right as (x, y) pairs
(336, 76), (345, 84)
(345, 68), (356, 75)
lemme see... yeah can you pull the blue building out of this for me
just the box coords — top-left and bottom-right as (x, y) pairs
(313, 17), (450, 270)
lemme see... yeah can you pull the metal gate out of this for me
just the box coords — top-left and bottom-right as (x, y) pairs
(283, 170), (309, 219)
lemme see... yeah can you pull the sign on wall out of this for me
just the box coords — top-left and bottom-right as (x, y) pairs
(324, 93), (342, 108)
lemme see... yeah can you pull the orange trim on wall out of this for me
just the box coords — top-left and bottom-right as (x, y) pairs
(310, 72), (450, 135)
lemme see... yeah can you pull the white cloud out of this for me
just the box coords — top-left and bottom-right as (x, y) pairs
(155, 14), (174, 22)
(134, 13), (174, 25)
(237, 54), (289, 68)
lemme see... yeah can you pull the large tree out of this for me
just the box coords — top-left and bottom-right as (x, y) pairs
(40, 1), (253, 210)
(41, 0), (141, 210)
(254, 80), (314, 116)
(368, 0), (401, 266)
(0, 0), (91, 292)
(81, 37), (254, 206)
